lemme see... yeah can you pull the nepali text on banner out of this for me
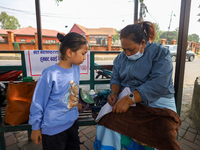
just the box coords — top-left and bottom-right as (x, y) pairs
(24, 50), (90, 77)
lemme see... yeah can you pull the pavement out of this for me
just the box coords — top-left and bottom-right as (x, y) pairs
(3, 86), (200, 150)
(2, 54), (200, 150)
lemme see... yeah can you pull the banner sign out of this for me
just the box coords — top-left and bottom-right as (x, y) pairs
(24, 50), (90, 77)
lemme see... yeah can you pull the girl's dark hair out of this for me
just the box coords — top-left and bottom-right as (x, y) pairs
(120, 21), (156, 44)
(57, 32), (87, 60)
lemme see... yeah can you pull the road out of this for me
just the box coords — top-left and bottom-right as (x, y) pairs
(172, 58), (200, 88)
(1, 58), (200, 91)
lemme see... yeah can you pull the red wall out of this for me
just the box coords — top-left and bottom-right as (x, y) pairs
(15, 35), (59, 43)
(15, 36), (35, 43)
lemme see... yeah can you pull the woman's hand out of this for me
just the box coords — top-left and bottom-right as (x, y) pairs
(107, 93), (118, 106)
(31, 129), (42, 145)
(112, 95), (133, 113)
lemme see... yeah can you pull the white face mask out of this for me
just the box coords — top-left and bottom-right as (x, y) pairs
(127, 44), (143, 61)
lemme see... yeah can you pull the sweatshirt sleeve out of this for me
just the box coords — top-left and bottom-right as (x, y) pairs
(110, 55), (122, 89)
(28, 76), (51, 130)
(136, 47), (174, 106)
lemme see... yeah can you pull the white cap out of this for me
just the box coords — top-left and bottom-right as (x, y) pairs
(89, 89), (95, 95)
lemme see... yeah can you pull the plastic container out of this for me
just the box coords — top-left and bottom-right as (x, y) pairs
(89, 89), (95, 98)
(23, 76), (33, 82)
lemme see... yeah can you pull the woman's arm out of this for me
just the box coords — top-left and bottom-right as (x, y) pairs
(136, 47), (174, 106)
(107, 84), (120, 106)
(112, 90), (142, 113)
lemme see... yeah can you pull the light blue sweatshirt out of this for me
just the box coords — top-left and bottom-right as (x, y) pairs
(111, 42), (175, 107)
(29, 64), (80, 135)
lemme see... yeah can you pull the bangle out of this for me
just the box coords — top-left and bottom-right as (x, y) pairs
(111, 92), (118, 95)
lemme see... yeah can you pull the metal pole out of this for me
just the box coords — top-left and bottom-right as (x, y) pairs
(139, 2), (143, 21)
(174, 0), (191, 116)
(134, 0), (138, 23)
(35, 0), (43, 50)
(166, 11), (173, 44)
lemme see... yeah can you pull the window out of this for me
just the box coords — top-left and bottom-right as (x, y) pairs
(89, 36), (93, 40)
(31, 39), (35, 43)
(46, 40), (56, 43)
(20, 39), (26, 42)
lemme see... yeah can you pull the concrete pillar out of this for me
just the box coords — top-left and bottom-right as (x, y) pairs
(35, 32), (38, 50)
(85, 34), (90, 43)
(189, 76), (200, 127)
(107, 35), (112, 51)
(171, 39), (176, 45)
(7, 31), (14, 50)
(160, 39), (166, 45)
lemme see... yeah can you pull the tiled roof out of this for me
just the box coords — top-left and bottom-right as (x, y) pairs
(75, 24), (116, 35)
(0, 27), (65, 37)
(0, 29), (15, 35)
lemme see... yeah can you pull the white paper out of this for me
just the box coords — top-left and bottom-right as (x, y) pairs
(24, 50), (90, 77)
(95, 87), (136, 122)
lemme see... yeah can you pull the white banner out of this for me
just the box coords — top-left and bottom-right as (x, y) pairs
(24, 50), (90, 77)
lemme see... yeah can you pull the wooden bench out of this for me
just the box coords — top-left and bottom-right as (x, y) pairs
(0, 106), (95, 150)
(0, 50), (118, 150)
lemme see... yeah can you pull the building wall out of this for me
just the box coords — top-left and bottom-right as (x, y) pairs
(18, 43), (59, 50)
(15, 36), (35, 43)
(15, 35), (59, 43)
(0, 43), (9, 50)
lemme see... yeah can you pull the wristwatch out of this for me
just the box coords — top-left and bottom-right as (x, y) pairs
(128, 93), (136, 104)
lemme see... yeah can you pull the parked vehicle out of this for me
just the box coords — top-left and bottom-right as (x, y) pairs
(0, 82), (6, 107)
(0, 70), (23, 81)
(164, 45), (195, 62)
(0, 70), (23, 106)
(94, 63), (112, 79)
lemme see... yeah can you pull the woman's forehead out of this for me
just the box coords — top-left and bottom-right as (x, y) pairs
(121, 38), (137, 48)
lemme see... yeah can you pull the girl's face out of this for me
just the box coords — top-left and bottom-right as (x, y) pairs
(121, 38), (145, 56)
(71, 44), (88, 66)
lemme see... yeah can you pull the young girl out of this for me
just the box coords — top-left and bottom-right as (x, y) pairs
(29, 32), (88, 150)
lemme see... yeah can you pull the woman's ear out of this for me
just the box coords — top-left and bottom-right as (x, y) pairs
(141, 39), (146, 49)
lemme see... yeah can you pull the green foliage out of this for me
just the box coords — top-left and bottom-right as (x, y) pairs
(55, 0), (63, 5)
(0, 12), (20, 30)
(188, 34), (200, 43)
(112, 29), (120, 44)
(160, 31), (178, 44)
(153, 22), (161, 43)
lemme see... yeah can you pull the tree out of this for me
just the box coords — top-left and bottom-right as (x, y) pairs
(112, 29), (120, 45)
(153, 23), (161, 43)
(55, 0), (63, 5)
(160, 31), (178, 44)
(0, 12), (20, 30)
(188, 34), (200, 43)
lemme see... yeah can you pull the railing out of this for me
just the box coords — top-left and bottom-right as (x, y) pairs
(0, 50), (120, 89)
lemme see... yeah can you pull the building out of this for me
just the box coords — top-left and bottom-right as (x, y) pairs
(0, 27), (65, 50)
(0, 27), (63, 44)
(69, 24), (116, 45)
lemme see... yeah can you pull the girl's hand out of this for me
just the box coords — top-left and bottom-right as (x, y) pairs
(112, 95), (132, 113)
(31, 129), (42, 145)
(107, 93), (118, 106)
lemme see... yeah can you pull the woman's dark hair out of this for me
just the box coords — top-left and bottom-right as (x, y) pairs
(57, 32), (87, 60)
(120, 21), (156, 44)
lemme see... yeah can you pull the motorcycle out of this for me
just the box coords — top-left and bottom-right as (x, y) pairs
(0, 70), (23, 81)
(94, 63), (112, 79)
(0, 70), (23, 107)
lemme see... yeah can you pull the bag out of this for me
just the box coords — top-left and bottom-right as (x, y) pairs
(78, 88), (94, 113)
(5, 81), (37, 126)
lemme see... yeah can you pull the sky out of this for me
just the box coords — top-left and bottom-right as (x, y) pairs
(0, 0), (199, 38)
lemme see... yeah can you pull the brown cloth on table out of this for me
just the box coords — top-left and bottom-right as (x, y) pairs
(97, 103), (182, 150)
